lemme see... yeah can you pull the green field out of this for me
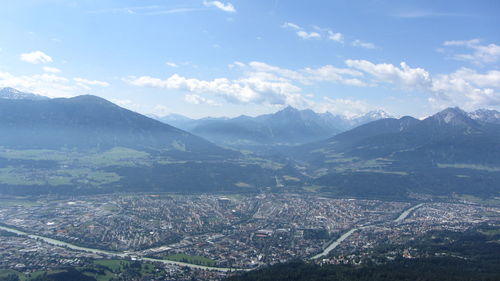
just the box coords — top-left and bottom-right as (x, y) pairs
(93, 259), (130, 272)
(0, 199), (41, 207)
(164, 253), (216, 266)
(0, 269), (66, 281)
(235, 181), (253, 188)
(302, 185), (322, 192)
(0, 147), (156, 187)
(0, 269), (26, 281)
(0, 166), (120, 186)
(453, 194), (500, 207)
(0, 259), (159, 281)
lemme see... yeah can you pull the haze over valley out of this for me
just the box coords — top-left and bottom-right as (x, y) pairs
(0, 1), (499, 280)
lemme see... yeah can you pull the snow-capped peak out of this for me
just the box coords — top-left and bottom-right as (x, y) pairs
(0, 87), (49, 100)
(468, 109), (500, 124)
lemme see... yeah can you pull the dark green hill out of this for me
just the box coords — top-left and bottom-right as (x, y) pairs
(0, 95), (233, 159)
(0, 93), (299, 195)
(292, 107), (500, 198)
(226, 227), (500, 281)
(188, 106), (343, 148)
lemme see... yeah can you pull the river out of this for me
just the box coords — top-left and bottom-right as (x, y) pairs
(310, 203), (424, 260)
(0, 225), (238, 272)
(0, 203), (424, 269)
(310, 227), (359, 260)
(394, 203), (424, 223)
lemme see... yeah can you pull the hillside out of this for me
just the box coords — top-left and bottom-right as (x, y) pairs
(226, 227), (500, 281)
(293, 107), (500, 198)
(0, 91), (299, 195)
(0, 95), (231, 159)
(158, 107), (392, 149)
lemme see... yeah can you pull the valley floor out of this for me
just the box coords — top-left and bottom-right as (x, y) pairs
(0, 193), (498, 280)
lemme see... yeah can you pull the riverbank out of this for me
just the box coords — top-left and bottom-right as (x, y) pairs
(310, 203), (424, 260)
(0, 225), (241, 272)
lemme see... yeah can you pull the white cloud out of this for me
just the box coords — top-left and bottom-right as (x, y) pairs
(443, 38), (481, 47)
(304, 65), (363, 78)
(128, 60), (373, 110)
(128, 71), (304, 106)
(244, 61), (366, 87)
(443, 39), (500, 65)
(248, 61), (306, 82)
(281, 22), (349, 44)
(303, 65), (366, 86)
(0, 71), (72, 97)
(296, 30), (321, 40)
(431, 68), (500, 109)
(345, 58), (500, 110)
(328, 31), (344, 43)
(20, 51), (53, 64)
(110, 98), (137, 109)
(147, 8), (202, 15)
(166, 62), (178, 67)
(108, 99), (150, 114)
(282, 22), (301, 30)
(89, 6), (202, 16)
(129, 74), (254, 103)
(345, 59), (432, 89)
(73, 78), (110, 89)
(248, 61), (367, 86)
(203, 1), (236, 13)
(185, 94), (220, 106)
(228, 61), (245, 68)
(0, 67), (109, 98)
(316, 97), (372, 119)
(42, 66), (61, 73)
(450, 68), (500, 89)
(351, 39), (376, 49)
(152, 105), (170, 116)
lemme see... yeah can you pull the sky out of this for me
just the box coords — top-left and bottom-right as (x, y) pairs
(0, 0), (499, 119)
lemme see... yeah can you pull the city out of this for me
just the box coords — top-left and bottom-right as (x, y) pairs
(0, 193), (498, 280)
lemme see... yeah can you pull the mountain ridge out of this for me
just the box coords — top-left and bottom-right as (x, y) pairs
(155, 106), (394, 149)
(0, 91), (300, 195)
(292, 106), (500, 198)
(0, 94), (236, 159)
(0, 87), (49, 101)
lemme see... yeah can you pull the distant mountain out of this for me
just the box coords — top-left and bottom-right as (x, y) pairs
(293, 107), (500, 198)
(347, 109), (394, 129)
(469, 108), (500, 124)
(0, 95), (231, 158)
(0, 87), (49, 100)
(158, 115), (229, 132)
(192, 106), (343, 147)
(0, 91), (300, 195)
(157, 107), (393, 149)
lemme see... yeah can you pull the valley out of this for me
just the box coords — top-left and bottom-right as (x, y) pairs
(0, 193), (498, 280)
(0, 89), (499, 280)
(2, 1), (499, 279)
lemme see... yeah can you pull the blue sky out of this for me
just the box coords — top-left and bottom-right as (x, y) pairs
(0, 0), (499, 118)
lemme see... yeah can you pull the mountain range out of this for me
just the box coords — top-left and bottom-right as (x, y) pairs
(0, 87), (49, 100)
(154, 107), (393, 149)
(0, 94), (231, 158)
(0, 87), (499, 199)
(293, 107), (500, 198)
(0, 88), (292, 195)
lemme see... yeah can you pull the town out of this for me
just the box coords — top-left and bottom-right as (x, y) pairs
(0, 193), (498, 280)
